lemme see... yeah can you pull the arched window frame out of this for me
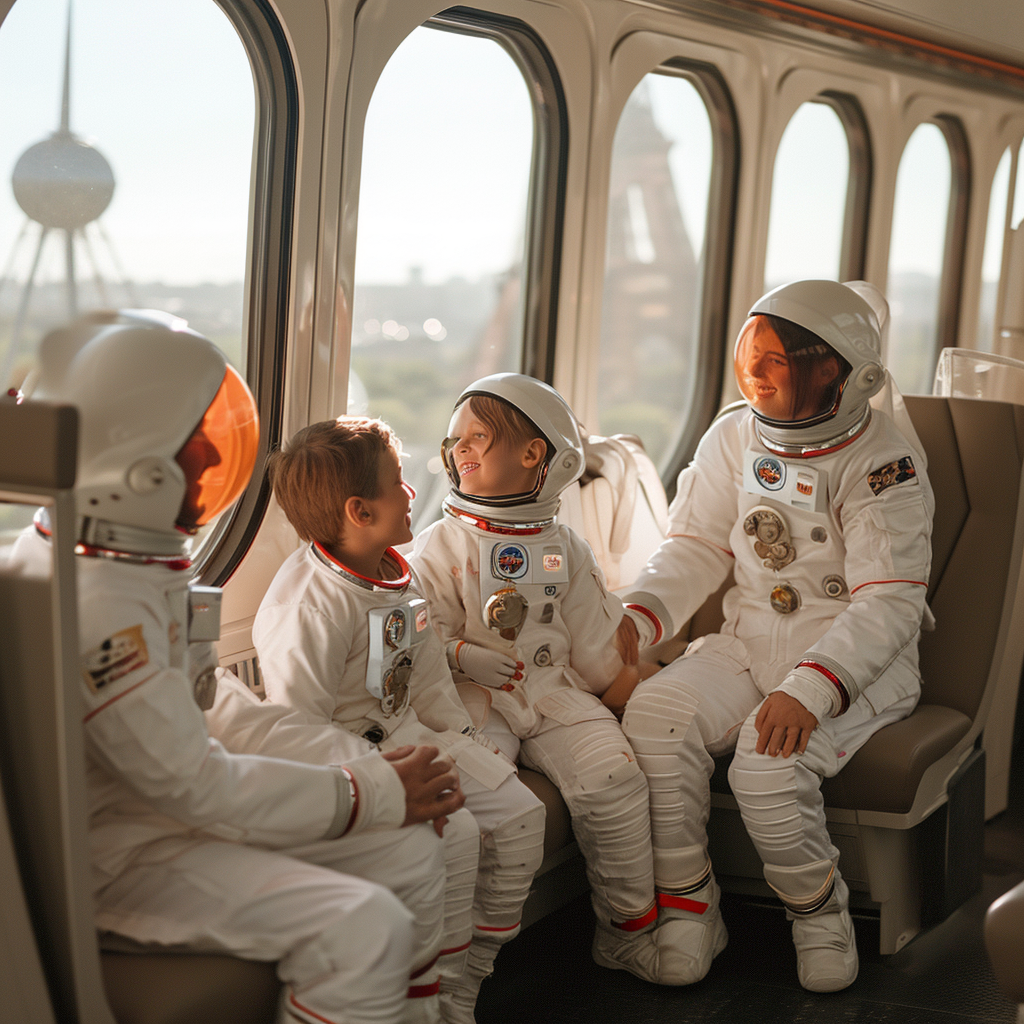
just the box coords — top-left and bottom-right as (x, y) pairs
(933, 114), (972, 358)
(819, 90), (873, 283)
(199, 0), (298, 585)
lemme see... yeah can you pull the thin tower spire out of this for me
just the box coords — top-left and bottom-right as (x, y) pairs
(59, 0), (71, 134)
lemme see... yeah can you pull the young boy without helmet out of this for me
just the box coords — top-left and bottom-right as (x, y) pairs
(250, 415), (546, 1024)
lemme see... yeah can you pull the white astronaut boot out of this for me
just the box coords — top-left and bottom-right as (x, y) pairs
(652, 862), (728, 985)
(591, 905), (663, 983)
(439, 931), (508, 1024)
(764, 860), (858, 992)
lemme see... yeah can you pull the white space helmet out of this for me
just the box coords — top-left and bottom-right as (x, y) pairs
(442, 373), (584, 522)
(31, 310), (259, 553)
(739, 279), (887, 453)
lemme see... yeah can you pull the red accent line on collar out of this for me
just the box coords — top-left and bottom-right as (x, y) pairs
(74, 541), (193, 570)
(442, 504), (547, 535)
(760, 420), (870, 460)
(312, 542), (411, 589)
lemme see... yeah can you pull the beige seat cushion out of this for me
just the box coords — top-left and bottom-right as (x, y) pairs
(101, 951), (279, 1024)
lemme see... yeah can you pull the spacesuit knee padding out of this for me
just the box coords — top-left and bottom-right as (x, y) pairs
(441, 807), (479, 952)
(567, 730), (647, 805)
(622, 679), (701, 748)
(475, 801), (546, 929)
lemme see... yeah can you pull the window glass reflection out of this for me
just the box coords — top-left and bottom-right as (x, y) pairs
(0, 0), (253, 541)
(597, 73), (712, 472)
(352, 25), (534, 528)
(886, 123), (952, 394)
(764, 101), (849, 291)
(978, 148), (1011, 353)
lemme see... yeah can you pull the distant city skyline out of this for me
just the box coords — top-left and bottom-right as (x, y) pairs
(0, 0), (990, 295)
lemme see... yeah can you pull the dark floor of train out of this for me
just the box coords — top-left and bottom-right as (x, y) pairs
(476, 743), (1024, 1024)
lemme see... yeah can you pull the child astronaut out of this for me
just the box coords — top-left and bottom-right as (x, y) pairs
(410, 373), (694, 986)
(251, 416), (545, 1024)
(618, 280), (934, 991)
(8, 311), (464, 1024)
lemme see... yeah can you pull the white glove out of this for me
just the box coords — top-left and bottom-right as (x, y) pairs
(447, 640), (524, 689)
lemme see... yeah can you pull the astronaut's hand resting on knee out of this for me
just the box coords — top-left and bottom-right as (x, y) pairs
(382, 745), (465, 835)
(754, 692), (818, 758)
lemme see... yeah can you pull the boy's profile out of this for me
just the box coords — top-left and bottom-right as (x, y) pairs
(253, 415), (546, 1024)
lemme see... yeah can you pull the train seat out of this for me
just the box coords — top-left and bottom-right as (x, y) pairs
(933, 347), (1024, 818)
(558, 431), (668, 592)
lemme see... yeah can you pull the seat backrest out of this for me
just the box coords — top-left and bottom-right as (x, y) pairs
(0, 399), (117, 1023)
(559, 432), (669, 592)
(906, 396), (1024, 724)
(933, 347), (1024, 404)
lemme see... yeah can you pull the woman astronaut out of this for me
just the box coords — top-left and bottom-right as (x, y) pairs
(619, 280), (934, 992)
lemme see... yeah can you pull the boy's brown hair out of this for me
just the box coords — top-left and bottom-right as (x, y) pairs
(268, 416), (401, 545)
(465, 394), (549, 457)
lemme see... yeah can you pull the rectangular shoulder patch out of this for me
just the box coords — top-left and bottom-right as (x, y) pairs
(867, 456), (917, 496)
(82, 624), (149, 695)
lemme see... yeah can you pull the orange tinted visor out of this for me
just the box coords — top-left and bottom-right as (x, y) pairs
(176, 365), (259, 530)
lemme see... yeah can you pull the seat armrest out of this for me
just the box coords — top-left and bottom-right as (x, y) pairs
(820, 705), (971, 814)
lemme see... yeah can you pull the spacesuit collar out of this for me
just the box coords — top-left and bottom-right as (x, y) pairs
(441, 495), (553, 535)
(311, 541), (412, 591)
(754, 405), (871, 458)
(32, 509), (194, 568)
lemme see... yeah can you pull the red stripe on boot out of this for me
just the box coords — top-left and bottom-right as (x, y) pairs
(657, 892), (709, 915)
(612, 904), (658, 931)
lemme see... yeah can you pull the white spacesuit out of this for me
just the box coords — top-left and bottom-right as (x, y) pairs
(620, 281), (934, 992)
(10, 311), (452, 1024)
(252, 540), (545, 1024)
(411, 374), (693, 986)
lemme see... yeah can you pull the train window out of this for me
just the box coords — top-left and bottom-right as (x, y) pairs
(885, 122), (954, 394)
(978, 147), (1012, 352)
(596, 72), (713, 472)
(763, 101), (850, 290)
(351, 24), (535, 527)
(0, 0), (256, 546)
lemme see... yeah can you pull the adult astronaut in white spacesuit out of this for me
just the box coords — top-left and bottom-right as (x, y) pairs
(618, 280), (934, 992)
(410, 374), (693, 986)
(9, 311), (464, 1024)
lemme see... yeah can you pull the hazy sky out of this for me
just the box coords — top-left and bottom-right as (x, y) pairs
(0, 0), (254, 286)
(0, 0), (1007, 291)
